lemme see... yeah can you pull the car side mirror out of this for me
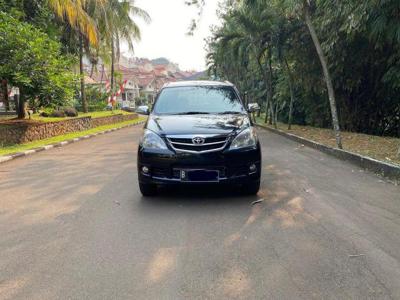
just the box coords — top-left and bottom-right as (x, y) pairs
(247, 103), (260, 113)
(136, 105), (150, 115)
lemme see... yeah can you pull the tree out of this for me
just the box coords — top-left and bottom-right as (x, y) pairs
(1, 79), (9, 111)
(206, 0), (346, 147)
(210, 1), (278, 126)
(48, 0), (100, 45)
(301, 1), (342, 148)
(0, 13), (76, 118)
(47, 0), (105, 113)
(98, 0), (150, 105)
(206, 0), (400, 150)
(272, 4), (299, 129)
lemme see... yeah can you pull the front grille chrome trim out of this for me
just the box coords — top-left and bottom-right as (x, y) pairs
(166, 134), (230, 153)
(169, 140), (226, 147)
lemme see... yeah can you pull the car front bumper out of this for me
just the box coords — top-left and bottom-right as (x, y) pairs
(137, 145), (261, 185)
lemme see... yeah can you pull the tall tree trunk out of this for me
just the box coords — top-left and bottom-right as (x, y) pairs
(255, 50), (273, 125)
(264, 98), (269, 124)
(268, 56), (277, 129)
(1, 79), (9, 111)
(111, 36), (115, 100)
(269, 100), (274, 126)
(304, 5), (342, 149)
(115, 31), (121, 64)
(90, 63), (95, 78)
(90, 49), (99, 78)
(79, 34), (88, 113)
(16, 89), (25, 119)
(100, 64), (104, 83)
(284, 57), (295, 130)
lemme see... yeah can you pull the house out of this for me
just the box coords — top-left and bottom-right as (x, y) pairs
(118, 77), (140, 108)
(137, 76), (157, 103)
(83, 57), (200, 107)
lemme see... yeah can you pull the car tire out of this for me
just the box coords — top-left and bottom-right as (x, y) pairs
(242, 180), (260, 195)
(139, 183), (157, 197)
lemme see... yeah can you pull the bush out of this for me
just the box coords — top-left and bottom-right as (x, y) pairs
(122, 107), (136, 113)
(76, 85), (108, 112)
(50, 110), (65, 118)
(63, 107), (78, 117)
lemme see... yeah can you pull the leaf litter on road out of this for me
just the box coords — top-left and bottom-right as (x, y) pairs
(251, 199), (264, 205)
(348, 254), (365, 258)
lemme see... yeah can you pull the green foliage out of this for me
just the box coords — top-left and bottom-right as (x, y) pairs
(208, 0), (400, 137)
(81, 85), (109, 112)
(0, 0), (60, 38)
(0, 12), (77, 109)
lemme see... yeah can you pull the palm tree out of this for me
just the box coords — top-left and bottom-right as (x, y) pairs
(48, 0), (106, 113)
(100, 0), (150, 103)
(235, 3), (278, 126)
(48, 0), (101, 45)
(211, 0), (343, 147)
(214, 3), (278, 127)
(273, 7), (298, 130)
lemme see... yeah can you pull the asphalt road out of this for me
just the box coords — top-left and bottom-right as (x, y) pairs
(1, 124), (400, 300)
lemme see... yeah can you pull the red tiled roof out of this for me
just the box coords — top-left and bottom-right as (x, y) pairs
(154, 65), (167, 70)
(84, 66), (109, 84)
(137, 76), (154, 88)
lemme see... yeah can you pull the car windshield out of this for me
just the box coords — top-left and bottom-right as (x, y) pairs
(153, 86), (245, 115)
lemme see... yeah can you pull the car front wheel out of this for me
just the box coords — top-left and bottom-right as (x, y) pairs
(242, 180), (260, 195)
(139, 183), (157, 197)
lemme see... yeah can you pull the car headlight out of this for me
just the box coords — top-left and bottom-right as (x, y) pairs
(140, 129), (168, 150)
(229, 127), (257, 150)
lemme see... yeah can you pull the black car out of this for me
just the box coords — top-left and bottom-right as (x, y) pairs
(136, 81), (261, 196)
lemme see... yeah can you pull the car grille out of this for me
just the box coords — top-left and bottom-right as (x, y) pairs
(167, 135), (229, 153)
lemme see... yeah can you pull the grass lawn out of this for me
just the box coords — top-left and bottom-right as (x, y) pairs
(0, 116), (146, 156)
(30, 109), (132, 123)
(256, 116), (400, 166)
(0, 115), (16, 121)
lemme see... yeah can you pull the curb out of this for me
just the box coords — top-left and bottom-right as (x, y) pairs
(0, 120), (146, 165)
(256, 123), (400, 182)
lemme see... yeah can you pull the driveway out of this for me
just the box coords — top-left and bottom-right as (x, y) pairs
(0, 125), (399, 299)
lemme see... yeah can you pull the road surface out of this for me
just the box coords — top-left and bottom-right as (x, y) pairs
(1, 125), (399, 299)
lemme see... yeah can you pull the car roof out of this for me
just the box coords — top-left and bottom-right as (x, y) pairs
(162, 80), (234, 88)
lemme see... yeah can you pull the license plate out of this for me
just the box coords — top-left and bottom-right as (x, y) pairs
(180, 170), (219, 182)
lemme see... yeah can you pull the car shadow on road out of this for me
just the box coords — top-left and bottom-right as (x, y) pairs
(139, 184), (260, 206)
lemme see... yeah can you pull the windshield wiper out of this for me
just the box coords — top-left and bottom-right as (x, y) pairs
(217, 111), (243, 115)
(172, 111), (210, 115)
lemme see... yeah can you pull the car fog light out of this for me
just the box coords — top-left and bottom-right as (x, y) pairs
(249, 164), (257, 173)
(142, 166), (149, 174)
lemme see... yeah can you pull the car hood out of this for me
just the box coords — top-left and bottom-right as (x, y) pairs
(146, 114), (251, 136)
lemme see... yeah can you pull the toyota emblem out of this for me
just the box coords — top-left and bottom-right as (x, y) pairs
(192, 136), (205, 145)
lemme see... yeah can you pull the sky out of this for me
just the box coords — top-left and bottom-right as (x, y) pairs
(121, 0), (221, 71)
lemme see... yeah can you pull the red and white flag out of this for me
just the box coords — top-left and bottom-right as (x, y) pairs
(107, 80), (127, 104)
(105, 81), (111, 93)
